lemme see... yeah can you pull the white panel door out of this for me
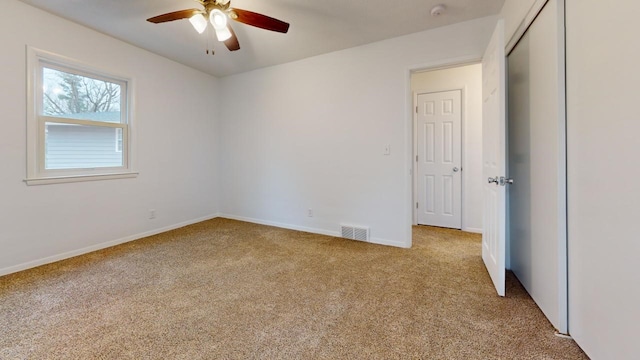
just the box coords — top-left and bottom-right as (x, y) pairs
(416, 90), (462, 229)
(482, 20), (507, 296)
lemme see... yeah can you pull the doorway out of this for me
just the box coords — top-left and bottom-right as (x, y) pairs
(411, 64), (483, 233)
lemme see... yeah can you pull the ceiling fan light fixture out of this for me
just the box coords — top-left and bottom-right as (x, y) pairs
(209, 9), (228, 30)
(214, 26), (232, 42)
(189, 13), (208, 34)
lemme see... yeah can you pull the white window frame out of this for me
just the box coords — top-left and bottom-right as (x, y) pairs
(26, 47), (137, 185)
(115, 128), (123, 153)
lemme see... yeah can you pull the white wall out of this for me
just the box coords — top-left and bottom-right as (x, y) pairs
(218, 17), (497, 247)
(566, 0), (640, 358)
(0, 0), (220, 275)
(411, 64), (483, 233)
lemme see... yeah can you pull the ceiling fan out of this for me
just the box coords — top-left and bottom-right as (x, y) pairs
(147, 0), (290, 53)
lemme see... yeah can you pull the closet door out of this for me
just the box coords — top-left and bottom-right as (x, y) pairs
(507, 0), (568, 333)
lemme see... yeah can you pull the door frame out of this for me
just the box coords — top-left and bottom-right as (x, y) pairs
(412, 88), (465, 228)
(404, 56), (480, 247)
(407, 58), (482, 233)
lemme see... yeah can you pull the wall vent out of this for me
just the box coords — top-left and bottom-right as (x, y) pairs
(340, 225), (369, 242)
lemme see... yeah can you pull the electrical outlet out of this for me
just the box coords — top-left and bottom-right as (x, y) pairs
(308, 208), (313, 217)
(149, 209), (156, 219)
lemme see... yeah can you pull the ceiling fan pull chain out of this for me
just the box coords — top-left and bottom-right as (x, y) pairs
(212, 28), (215, 55)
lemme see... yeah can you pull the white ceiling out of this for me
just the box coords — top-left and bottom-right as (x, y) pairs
(19, 0), (504, 77)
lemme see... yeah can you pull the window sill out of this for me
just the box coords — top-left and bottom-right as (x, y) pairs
(25, 172), (139, 186)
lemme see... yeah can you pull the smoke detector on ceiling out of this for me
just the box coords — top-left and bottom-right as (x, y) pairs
(430, 4), (446, 17)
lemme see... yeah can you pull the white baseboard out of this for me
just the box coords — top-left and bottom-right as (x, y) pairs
(220, 214), (340, 238)
(220, 213), (408, 248)
(368, 237), (410, 248)
(1, 213), (409, 277)
(463, 227), (483, 234)
(0, 213), (221, 277)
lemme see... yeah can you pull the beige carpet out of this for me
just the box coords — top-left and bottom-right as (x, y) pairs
(0, 218), (587, 359)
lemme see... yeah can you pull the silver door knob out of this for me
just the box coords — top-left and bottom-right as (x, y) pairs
(488, 177), (499, 185)
(500, 177), (514, 186)
(453, 167), (459, 172)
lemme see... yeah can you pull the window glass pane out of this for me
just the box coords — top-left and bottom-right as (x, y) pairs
(42, 67), (122, 123)
(45, 123), (123, 170)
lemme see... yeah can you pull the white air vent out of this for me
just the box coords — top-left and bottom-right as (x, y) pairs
(340, 225), (369, 242)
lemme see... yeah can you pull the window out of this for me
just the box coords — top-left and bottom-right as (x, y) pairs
(26, 48), (136, 185)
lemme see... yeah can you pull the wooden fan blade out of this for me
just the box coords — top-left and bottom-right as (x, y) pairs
(230, 8), (290, 33)
(147, 9), (201, 23)
(224, 25), (241, 51)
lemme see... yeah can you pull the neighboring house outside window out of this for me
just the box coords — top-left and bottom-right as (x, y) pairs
(26, 48), (136, 185)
